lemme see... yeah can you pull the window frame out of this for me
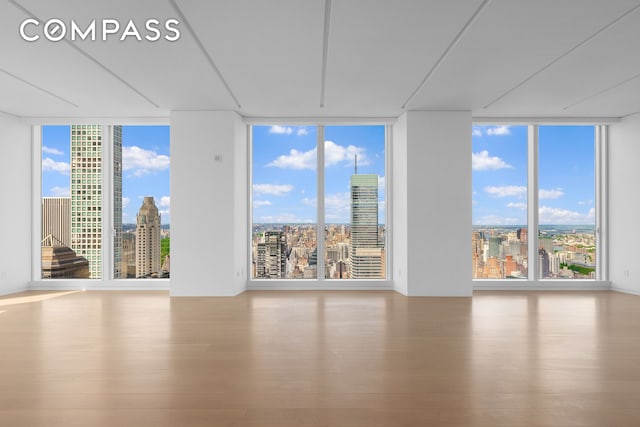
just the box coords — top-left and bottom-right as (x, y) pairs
(472, 122), (609, 289)
(246, 120), (393, 289)
(32, 120), (170, 290)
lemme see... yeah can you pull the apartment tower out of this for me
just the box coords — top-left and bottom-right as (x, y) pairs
(135, 196), (161, 278)
(70, 125), (122, 279)
(256, 231), (286, 278)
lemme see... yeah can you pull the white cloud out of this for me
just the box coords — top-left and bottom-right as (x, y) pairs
(42, 157), (70, 175)
(506, 202), (527, 210)
(378, 176), (385, 190)
(253, 200), (272, 208)
(253, 183), (294, 196)
(122, 197), (130, 209)
(586, 207), (595, 220)
(472, 128), (483, 137)
(267, 147), (316, 170)
(472, 150), (513, 171)
(266, 140), (370, 170)
(486, 126), (511, 136)
(539, 206), (590, 224)
(297, 128), (309, 136)
(325, 140), (368, 168)
(539, 188), (564, 199)
(42, 146), (63, 156)
(50, 186), (70, 197)
(577, 200), (593, 206)
(159, 196), (170, 208)
(122, 146), (170, 177)
(269, 125), (293, 135)
(484, 185), (526, 198)
(474, 215), (521, 226)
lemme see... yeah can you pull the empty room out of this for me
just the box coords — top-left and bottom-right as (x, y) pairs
(2, 1), (640, 426)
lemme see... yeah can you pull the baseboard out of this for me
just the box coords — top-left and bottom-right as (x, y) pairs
(474, 280), (611, 291)
(611, 286), (640, 296)
(0, 285), (29, 297)
(29, 280), (169, 291)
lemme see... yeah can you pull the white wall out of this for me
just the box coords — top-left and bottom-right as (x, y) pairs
(609, 114), (640, 295)
(0, 115), (32, 295)
(392, 113), (408, 295)
(394, 111), (472, 296)
(170, 111), (247, 296)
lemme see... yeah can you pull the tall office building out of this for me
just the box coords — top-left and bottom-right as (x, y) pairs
(42, 197), (71, 248)
(136, 197), (161, 278)
(256, 231), (286, 278)
(350, 169), (382, 278)
(70, 125), (122, 279)
(113, 126), (123, 278)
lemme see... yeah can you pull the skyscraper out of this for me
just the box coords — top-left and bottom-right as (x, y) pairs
(70, 125), (122, 279)
(42, 197), (71, 248)
(256, 231), (286, 278)
(350, 171), (382, 278)
(113, 126), (123, 278)
(136, 196), (161, 278)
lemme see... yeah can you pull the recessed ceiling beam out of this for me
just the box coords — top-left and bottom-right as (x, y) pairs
(564, 71), (640, 111)
(9, 0), (160, 109)
(483, 3), (640, 110)
(0, 67), (79, 108)
(319, 0), (332, 108)
(169, 0), (242, 109)
(401, 0), (492, 110)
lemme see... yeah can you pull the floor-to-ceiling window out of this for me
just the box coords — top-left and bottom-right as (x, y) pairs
(472, 124), (603, 282)
(250, 124), (388, 282)
(39, 124), (170, 282)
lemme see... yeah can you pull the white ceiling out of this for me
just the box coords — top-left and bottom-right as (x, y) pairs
(1, 0), (639, 120)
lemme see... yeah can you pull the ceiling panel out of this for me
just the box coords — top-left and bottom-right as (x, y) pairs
(325, 0), (485, 116)
(0, 1), (163, 117)
(14, 0), (237, 113)
(491, 7), (640, 117)
(177, 0), (325, 116)
(1, 0), (639, 119)
(408, 0), (640, 117)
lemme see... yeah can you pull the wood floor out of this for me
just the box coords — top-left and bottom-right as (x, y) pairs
(1, 290), (640, 426)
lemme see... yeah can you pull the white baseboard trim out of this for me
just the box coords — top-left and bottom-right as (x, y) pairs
(29, 280), (169, 291)
(247, 284), (394, 291)
(611, 286), (640, 296)
(0, 285), (29, 297)
(474, 280), (610, 291)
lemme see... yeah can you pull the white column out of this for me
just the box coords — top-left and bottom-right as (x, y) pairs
(170, 111), (247, 296)
(395, 111), (473, 296)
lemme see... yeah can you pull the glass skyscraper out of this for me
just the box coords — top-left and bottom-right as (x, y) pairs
(350, 173), (382, 278)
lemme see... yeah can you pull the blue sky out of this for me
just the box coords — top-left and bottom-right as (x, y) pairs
(42, 125), (171, 225)
(252, 125), (386, 224)
(472, 125), (595, 225)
